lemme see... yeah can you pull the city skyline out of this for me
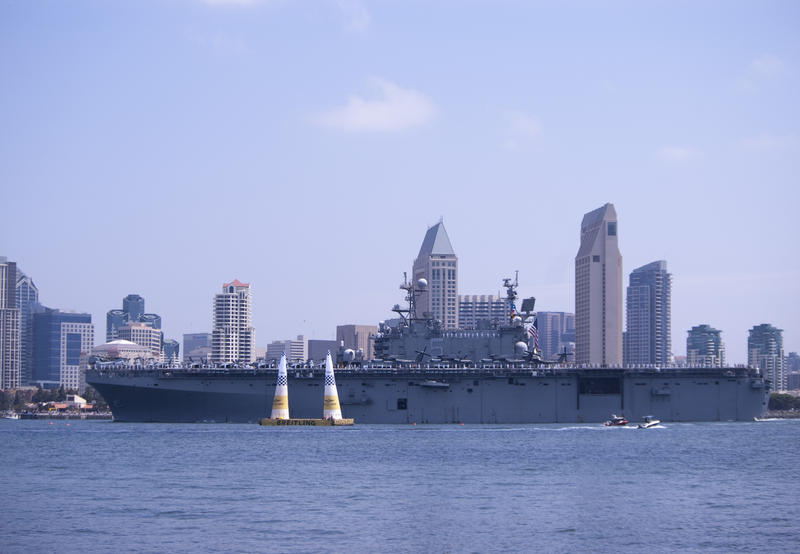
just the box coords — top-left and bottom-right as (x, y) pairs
(1, 2), (798, 364)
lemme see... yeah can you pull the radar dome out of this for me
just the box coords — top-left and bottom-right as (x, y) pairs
(417, 278), (428, 290)
(343, 349), (356, 362)
(515, 342), (529, 355)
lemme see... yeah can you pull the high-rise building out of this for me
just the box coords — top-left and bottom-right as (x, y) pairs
(623, 260), (672, 366)
(575, 203), (623, 366)
(536, 312), (576, 361)
(32, 309), (94, 391)
(412, 221), (459, 329)
(106, 310), (126, 342)
(266, 335), (307, 363)
(748, 324), (785, 391)
(686, 324), (725, 367)
(0, 257), (21, 389)
(122, 294), (145, 322)
(183, 332), (212, 362)
(16, 270), (41, 386)
(336, 324), (377, 360)
(118, 322), (163, 360)
(458, 295), (509, 329)
(106, 294), (161, 341)
(212, 280), (254, 364)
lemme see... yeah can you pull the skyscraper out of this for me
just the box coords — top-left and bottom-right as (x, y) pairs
(32, 308), (94, 391)
(413, 221), (458, 329)
(0, 257), (21, 389)
(536, 312), (576, 361)
(118, 322), (163, 360)
(212, 280), (254, 363)
(623, 260), (672, 366)
(748, 324), (785, 391)
(575, 204), (623, 366)
(122, 294), (145, 322)
(106, 294), (161, 341)
(686, 324), (725, 367)
(17, 269), (42, 386)
(458, 295), (509, 329)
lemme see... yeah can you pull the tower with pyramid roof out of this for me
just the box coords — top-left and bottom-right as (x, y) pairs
(412, 221), (459, 329)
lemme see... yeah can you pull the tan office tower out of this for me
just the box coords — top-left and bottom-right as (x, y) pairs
(412, 221), (458, 329)
(212, 280), (255, 364)
(575, 204), (622, 366)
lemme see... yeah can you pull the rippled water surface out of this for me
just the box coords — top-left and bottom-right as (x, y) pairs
(2, 420), (799, 552)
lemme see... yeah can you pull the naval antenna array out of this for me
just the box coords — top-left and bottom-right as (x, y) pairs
(392, 272), (427, 324)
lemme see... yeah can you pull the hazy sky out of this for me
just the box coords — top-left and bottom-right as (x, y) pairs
(1, 1), (798, 364)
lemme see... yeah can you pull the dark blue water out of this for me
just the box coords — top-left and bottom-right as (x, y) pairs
(1, 420), (798, 553)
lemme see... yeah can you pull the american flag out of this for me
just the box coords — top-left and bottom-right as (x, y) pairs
(528, 317), (539, 349)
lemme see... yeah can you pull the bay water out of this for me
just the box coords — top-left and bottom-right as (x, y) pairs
(1, 420), (798, 552)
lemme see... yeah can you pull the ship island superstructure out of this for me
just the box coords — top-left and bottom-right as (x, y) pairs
(86, 275), (769, 424)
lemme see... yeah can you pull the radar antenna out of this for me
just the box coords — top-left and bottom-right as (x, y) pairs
(392, 272), (427, 324)
(503, 270), (519, 323)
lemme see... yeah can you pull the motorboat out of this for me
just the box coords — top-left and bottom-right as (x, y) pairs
(637, 415), (661, 429)
(604, 414), (628, 426)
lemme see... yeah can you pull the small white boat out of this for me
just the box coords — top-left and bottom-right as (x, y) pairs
(2, 412), (21, 420)
(637, 415), (660, 429)
(604, 414), (629, 426)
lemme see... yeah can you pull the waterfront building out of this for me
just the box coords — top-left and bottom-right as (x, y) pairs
(32, 308), (94, 391)
(183, 332), (212, 362)
(748, 324), (785, 391)
(623, 261), (672, 366)
(106, 294), (161, 341)
(536, 312), (576, 361)
(574, 203), (623, 366)
(211, 280), (254, 364)
(266, 335), (307, 363)
(458, 295), (509, 329)
(336, 324), (377, 360)
(308, 339), (338, 361)
(118, 323), (163, 360)
(0, 257), (21, 389)
(16, 270), (41, 386)
(787, 372), (800, 391)
(162, 339), (180, 363)
(686, 324), (725, 367)
(412, 221), (459, 329)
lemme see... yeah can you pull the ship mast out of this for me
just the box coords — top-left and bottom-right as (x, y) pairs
(392, 272), (427, 324)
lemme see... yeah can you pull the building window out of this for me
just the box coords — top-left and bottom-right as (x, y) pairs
(593, 255), (600, 262)
(608, 222), (617, 236)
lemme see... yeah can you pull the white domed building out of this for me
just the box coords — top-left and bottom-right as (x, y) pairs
(92, 339), (156, 361)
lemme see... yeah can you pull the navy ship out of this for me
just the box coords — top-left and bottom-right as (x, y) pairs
(86, 276), (769, 424)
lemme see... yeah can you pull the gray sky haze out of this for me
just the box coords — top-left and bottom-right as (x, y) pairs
(1, 1), (798, 363)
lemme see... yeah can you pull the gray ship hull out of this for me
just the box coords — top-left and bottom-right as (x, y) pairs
(87, 366), (768, 424)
